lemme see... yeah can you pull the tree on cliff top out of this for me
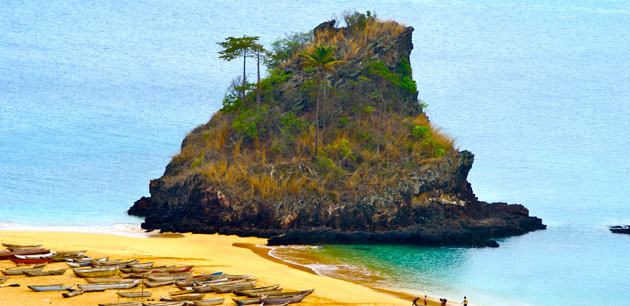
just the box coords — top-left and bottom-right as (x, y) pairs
(217, 36), (266, 107)
(298, 44), (345, 156)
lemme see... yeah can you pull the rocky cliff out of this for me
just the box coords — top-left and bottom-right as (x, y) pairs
(129, 17), (545, 247)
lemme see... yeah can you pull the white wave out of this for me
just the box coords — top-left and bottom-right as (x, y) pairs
(0, 222), (151, 238)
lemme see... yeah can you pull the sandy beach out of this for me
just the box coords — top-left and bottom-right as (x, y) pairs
(0, 231), (459, 306)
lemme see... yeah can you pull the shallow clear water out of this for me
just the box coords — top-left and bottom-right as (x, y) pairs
(1, 1), (629, 305)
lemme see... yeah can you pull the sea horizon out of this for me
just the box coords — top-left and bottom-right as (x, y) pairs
(2, 1), (629, 305)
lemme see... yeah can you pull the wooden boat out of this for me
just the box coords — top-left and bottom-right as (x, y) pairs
(258, 290), (313, 304)
(145, 272), (192, 282)
(66, 256), (107, 267)
(24, 268), (67, 276)
(232, 297), (265, 305)
(0, 248), (50, 260)
(142, 279), (175, 288)
(9, 256), (53, 264)
(77, 280), (140, 291)
(192, 298), (224, 306)
(169, 289), (194, 296)
(127, 261), (154, 268)
(130, 265), (193, 274)
(211, 280), (257, 293)
(234, 284), (280, 296)
(73, 266), (119, 278)
(191, 279), (252, 293)
(92, 259), (138, 269)
(2, 267), (43, 276)
(85, 276), (123, 283)
(14, 251), (56, 259)
(160, 294), (204, 301)
(98, 303), (141, 306)
(28, 284), (72, 292)
(141, 302), (185, 306)
(2, 243), (42, 249)
(62, 289), (84, 298)
(118, 291), (151, 298)
(174, 274), (228, 287)
(238, 289), (284, 298)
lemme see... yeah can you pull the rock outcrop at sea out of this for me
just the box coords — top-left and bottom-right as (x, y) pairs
(129, 19), (545, 247)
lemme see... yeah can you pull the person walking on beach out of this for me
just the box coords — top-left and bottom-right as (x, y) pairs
(424, 295), (428, 306)
(462, 296), (468, 306)
(412, 297), (419, 306)
(440, 298), (448, 306)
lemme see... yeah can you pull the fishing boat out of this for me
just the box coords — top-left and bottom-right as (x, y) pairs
(85, 276), (123, 283)
(234, 284), (280, 296)
(14, 251), (56, 260)
(169, 289), (195, 296)
(92, 259), (138, 267)
(62, 289), (85, 298)
(129, 265), (193, 274)
(258, 290), (314, 304)
(145, 272), (192, 282)
(232, 297), (265, 305)
(0, 248), (50, 260)
(238, 289), (284, 298)
(8, 256), (53, 264)
(142, 279), (175, 288)
(210, 280), (257, 293)
(98, 302), (141, 306)
(77, 279), (140, 291)
(118, 291), (151, 298)
(2, 243), (42, 249)
(192, 298), (224, 306)
(73, 266), (119, 278)
(24, 268), (66, 276)
(160, 294), (204, 301)
(174, 275), (227, 287)
(126, 261), (154, 268)
(141, 302), (185, 306)
(1, 267), (43, 276)
(28, 284), (72, 292)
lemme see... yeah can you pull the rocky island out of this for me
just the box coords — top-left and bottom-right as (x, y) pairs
(129, 14), (545, 247)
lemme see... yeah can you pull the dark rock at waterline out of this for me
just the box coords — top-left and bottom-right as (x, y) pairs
(610, 225), (630, 234)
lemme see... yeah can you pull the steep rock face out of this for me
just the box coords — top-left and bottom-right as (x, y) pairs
(129, 20), (545, 247)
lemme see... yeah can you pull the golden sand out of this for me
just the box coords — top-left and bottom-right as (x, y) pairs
(0, 231), (456, 306)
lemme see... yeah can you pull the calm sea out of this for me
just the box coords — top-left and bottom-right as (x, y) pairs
(1, 1), (628, 305)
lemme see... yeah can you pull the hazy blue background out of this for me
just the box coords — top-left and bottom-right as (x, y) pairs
(1, 1), (629, 305)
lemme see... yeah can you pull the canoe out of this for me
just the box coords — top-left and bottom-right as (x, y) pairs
(141, 302), (185, 306)
(85, 276), (123, 283)
(127, 261), (155, 268)
(232, 297), (265, 305)
(73, 266), (119, 278)
(193, 298), (224, 306)
(160, 294), (204, 301)
(259, 290), (313, 304)
(77, 280), (140, 291)
(169, 289), (195, 296)
(98, 303), (141, 306)
(175, 275), (228, 287)
(93, 259), (138, 267)
(234, 284), (280, 296)
(14, 251), (56, 260)
(0, 248), (50, 260)
(28, 284), (72, 292)
(238, 289), (283, 298)
(145, 272), (192, 282)
(118, 291), (151, 298)
(24, 268), (67, 276)
(142, 279), (175, 288)
(2, 243), (42, 249)
(210, 280), (257, 293)
(130, 265), (193, 274)
(9, 257), (53, 264)
(2, 267), (43, 276)
(62, 289), (84, 298)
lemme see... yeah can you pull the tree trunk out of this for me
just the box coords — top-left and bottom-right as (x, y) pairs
(314, 70), (321, 157)
(256, 49), (261, 107)
(242, 49), (247, 103)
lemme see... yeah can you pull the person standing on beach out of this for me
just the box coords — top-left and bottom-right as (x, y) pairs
(462, 296), (468, 306)
(424, 295), (428, 306)
(440, 298), (448, 306)
(413, 297), (419, 306)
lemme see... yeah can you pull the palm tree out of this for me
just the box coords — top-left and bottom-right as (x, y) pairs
(298, 44), (345, 156)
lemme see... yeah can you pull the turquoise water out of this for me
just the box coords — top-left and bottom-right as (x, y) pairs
(1, 1), (629, 305)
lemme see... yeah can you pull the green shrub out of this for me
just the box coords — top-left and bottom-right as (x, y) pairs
(412, 125), (430, 139)
(338, 117), (349, 127)
(191, 153), (205, 169)
(265, 31), (313, 69)
(232, 105), (269, 139)
(280, 111), (308, 141)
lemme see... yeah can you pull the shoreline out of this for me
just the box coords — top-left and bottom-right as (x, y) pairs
(0, 230), (421, 305)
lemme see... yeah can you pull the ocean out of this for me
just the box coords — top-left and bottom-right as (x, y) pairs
(1, 1), (629, 305)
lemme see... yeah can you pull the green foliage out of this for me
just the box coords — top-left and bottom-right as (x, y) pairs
(315, 154), (344, 179)
(266, 32), (313, 69)
(362, 106), (376, 114)
(367, 59), (418, 95)
(422, 139), (446, 158)
(261, 69), (292, 94)
(412, 125), (430, 139)
(191, 153), (205, 169)
(217, 36), (262, 61)
(338, 117), (349, 127)
(280, 112), (308, 140)
(342, 10), (377, 30)
(332, 138), (356, 161)
(232, 105), (269, 139)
